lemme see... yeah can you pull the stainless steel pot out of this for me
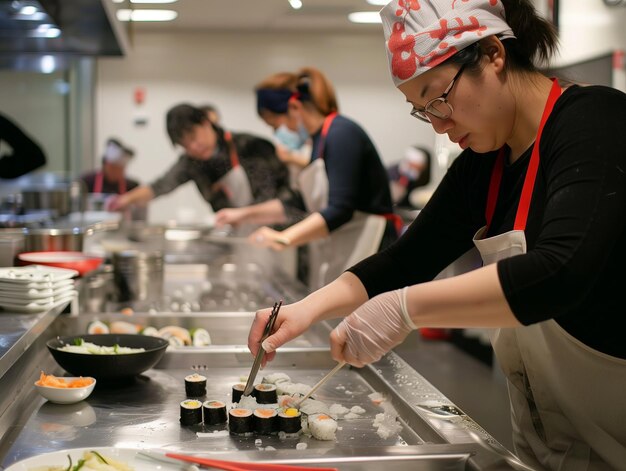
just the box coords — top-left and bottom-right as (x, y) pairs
(19, 176), (86, 218)
(22, 227), (90, 252)
(0, 228), (24, 266)
(112, 250), (164, 303)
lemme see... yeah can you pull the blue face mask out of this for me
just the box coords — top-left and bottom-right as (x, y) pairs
(274, 124), (308, 151)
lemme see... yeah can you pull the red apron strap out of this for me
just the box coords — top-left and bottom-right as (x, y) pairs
(383, 212), (404, 236)
(513, 79), (562, 231)
(485, 79), (562, 233)
(94, 171), (103, 194)
(119, 177), (127, 195)
(224, 131), (240, 168)
(316, 112), (338, 160)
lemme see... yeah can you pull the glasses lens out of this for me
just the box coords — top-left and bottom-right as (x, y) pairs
(427, 99), (452, 120)
(411, 107), (430, 122)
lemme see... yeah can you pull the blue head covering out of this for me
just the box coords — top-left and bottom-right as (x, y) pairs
(256, 88), (293, 115)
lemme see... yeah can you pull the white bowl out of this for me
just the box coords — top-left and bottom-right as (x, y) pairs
(35, 377), (96, 404)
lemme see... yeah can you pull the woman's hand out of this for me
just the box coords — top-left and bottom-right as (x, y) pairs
(214, 207), (247, 227)
(106, 194), (128, 211)
(330, 288), (416, 367)
(248, 302), (315, 367)
(248, 227), (290, 251)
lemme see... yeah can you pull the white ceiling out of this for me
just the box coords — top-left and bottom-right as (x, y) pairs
(115, 0), (386, 33)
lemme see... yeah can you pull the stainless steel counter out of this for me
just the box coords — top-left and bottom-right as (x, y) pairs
(0, 233), (530, 470)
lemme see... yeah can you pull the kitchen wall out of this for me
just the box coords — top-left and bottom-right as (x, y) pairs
(96, 1), (626, 224)
(96, 31), (436, 224)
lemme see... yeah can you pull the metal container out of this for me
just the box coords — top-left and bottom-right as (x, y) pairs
(22, 227), (87, 252)
(81, 265), (115, 313)
(112, 250), (164, 303)
(21, 180), (86, 218)
(0, 229), (24, 267)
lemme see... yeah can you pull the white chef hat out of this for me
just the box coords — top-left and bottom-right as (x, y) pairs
(381, 0), (515, 87)
(103, 138), (134, 165)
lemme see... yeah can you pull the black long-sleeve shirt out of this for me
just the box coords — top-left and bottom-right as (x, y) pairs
(150, 131), (292, 211)
(0, 113), (46, 179)
(350, 85), (626, 359)
(282, 115), (394, 232)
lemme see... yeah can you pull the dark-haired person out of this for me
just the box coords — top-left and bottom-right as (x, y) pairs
(199, 103), (221, 126)
(108, 104), (291, 213)
(246, 1), (626, 469)
(216, 67), (399, 289)
(0, 112), (46, 179)
(80, 138), (139, 195)
(387, 145), (431, 208)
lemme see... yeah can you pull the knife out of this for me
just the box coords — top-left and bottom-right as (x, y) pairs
(242, 300), (282, 397)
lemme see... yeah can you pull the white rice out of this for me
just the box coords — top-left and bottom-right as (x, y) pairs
(329, 404), (350, 416)
(235, 395), (260, 410)
(343, 412), (361, 419)
(296, 442), (308, 450)
(299, 399), (329, 416)
(350, 406), (366, 414)
(308, 414), (338, 441)
(262, 372), (291, 385)
(276, 382), (312, 396)
(372, 402), (402, 439)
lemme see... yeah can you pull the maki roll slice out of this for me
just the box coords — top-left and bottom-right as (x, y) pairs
(180, 400), (202, 426)
(253, 408), (277, 435)
(253, 383), (277, 404)
(278, 408), (302, 435)
(229, 408), (254, 435)
(203, 400), (227, 425)
(232, 383), (246, 403)
(308, 413), (338, 441)
(184, 373), (207, 397)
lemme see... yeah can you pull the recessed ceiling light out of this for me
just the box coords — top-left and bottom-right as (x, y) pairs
(288, 0), (303, 9)
(116, 9), (178, 21)
(348, 11), (382, 24)
(19, 5), (38, 15)
(366, 0), (391, 5)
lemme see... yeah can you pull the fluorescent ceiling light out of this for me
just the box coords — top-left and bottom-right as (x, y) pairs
(130, 0), (178, 3)
(366, 0), (391, 5)
(19, 5), (38, 15)
(40, 55), (56, 74)
(29, 24), (61, 38)
(288, 0), (303, 9)
(348, 11), (382, 24)
(117, 9), (178, 21)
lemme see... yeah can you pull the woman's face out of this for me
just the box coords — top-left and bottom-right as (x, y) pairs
(399, 61), (515, 154)
(178, 121), (217, 160)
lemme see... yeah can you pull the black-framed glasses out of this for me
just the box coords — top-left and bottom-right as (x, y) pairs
(410, 64), (466, 123)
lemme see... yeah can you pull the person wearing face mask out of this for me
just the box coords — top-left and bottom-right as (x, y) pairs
(108, 103), (291, 214)
(245, 1), (626, 470)
(215, 67), (400, 289)
(255, 72), (312, 189)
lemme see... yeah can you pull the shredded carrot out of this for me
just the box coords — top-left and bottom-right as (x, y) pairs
(36, 372), (94, 389)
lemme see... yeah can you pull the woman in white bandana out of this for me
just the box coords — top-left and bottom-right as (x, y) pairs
(247, 1), (626, 469)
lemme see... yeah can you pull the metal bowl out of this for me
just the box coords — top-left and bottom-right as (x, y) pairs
(47, 334), (168, 381)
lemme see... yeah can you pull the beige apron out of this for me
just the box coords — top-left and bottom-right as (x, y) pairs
(439, 81), (626, 470)
(212, 131), (253, 207)
(297, 113), (387, 290)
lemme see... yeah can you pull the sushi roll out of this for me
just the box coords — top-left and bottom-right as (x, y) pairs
(180, 400), (202, 426)
(140, 326), (159, 337)
(232, 383), (246, 403)
(253, 383), (277, 404)
(229, 408), (254, 435)
(184, 373), (207, 398)
(278, 408), (302, 435)
(308, 413), (338, 441)
(191, 328), (212, 346)
(158, 326), (192, 346)
(109, 320), (140, 334)
(253, 408), (277, 435)
(203, 400), (227, 425)
(86, 320), (109, 335)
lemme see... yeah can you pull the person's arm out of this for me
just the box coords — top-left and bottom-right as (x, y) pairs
(108, 185), (154, 211)
(330, 264), (521, 367)
(248, 271), (368, 364)
(214, 198), (287, 227)
(248, 212), (328, 250)
(0, 114), (46, 179)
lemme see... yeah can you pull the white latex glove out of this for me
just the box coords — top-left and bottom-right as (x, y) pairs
(330, 287), (416, 367)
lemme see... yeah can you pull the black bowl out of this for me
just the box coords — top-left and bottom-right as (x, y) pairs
(47, 334), (169, 381)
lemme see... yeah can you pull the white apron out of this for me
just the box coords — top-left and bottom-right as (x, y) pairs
(440, 80), (626, 471)
(297, 113), (391, 290)
(212, 131), (254, 208)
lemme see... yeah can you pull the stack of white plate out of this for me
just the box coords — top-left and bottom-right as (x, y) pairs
(0, 265), (78, 313)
